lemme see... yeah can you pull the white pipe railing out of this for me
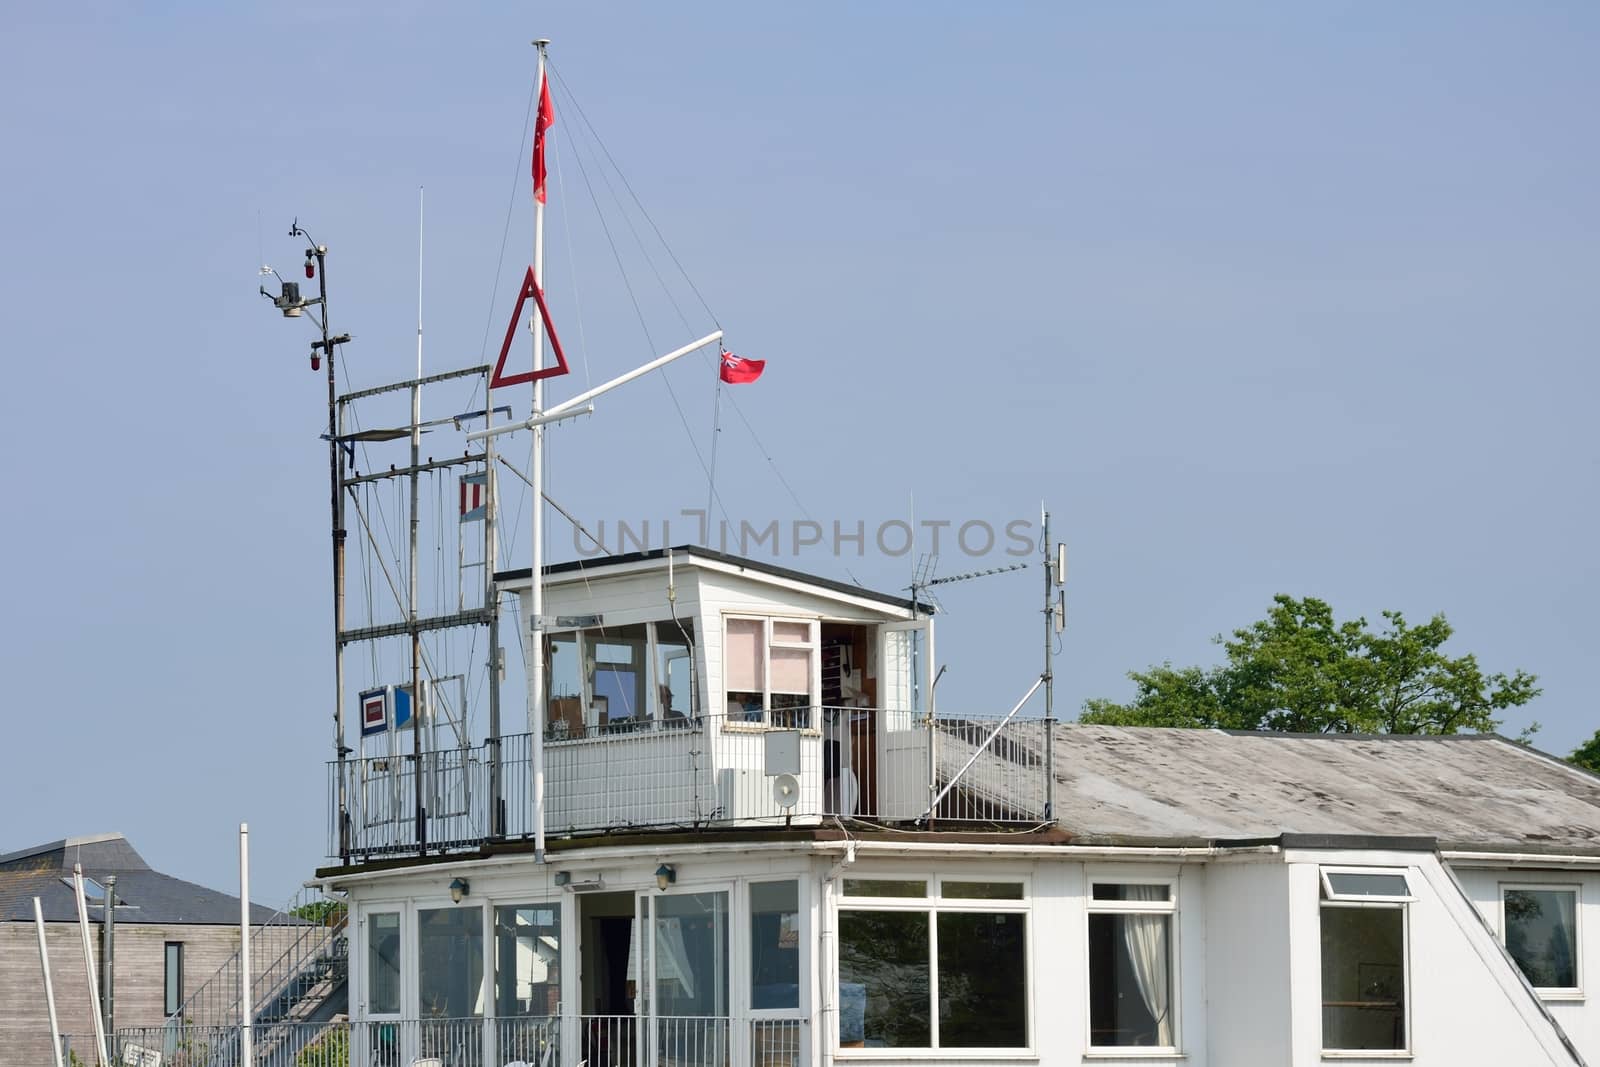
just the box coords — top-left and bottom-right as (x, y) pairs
(330, 709), (1053, 859)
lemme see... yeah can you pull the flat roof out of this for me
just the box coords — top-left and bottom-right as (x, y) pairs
(496, 545), (934, 615)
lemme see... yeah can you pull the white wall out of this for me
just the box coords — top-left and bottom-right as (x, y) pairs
(1452, 864), (1599, 1062)
(1285, 849), (1576, 1066)
(1205, 857), (1293, 1064)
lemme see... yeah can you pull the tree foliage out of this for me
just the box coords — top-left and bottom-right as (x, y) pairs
(1081, 595), (1540, 736)
(1570, 730), (1600, 774)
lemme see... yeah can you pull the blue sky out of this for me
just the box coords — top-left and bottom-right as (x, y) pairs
(1, 4), (1595, 904)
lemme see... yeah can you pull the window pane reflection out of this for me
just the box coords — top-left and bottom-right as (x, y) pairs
(838, 911), (930, 1048)
(495, 903), (561, 1017)
(419, 906), (484, 1019)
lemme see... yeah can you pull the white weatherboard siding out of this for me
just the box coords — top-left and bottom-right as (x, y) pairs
(1205, 858), (1293, 1064)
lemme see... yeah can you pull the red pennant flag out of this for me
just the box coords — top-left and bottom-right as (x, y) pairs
(719, 348), (765, 385)
(533, 74), (555, 204)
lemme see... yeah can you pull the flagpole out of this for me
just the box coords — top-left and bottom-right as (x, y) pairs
(530, 38), (550, 864)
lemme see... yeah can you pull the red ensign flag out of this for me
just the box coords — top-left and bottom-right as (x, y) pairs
(719, 349), (765, 384)
(533, 75), (555, 204)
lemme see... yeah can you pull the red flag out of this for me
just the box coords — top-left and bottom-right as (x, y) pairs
(719, 348), (765, 385)
(533, 74), (555, 204)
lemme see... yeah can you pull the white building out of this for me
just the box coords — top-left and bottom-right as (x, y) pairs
(308, 548), (1600, 1066)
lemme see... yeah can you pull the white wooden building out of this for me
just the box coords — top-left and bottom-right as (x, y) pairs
(306, 549), (1600, 1066)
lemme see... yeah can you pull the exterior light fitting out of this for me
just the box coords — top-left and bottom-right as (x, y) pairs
(655, 864), (676, 892)
(448, 877), (470, 903)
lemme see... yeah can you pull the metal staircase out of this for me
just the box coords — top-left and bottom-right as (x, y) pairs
(117, 886), (348, 1066)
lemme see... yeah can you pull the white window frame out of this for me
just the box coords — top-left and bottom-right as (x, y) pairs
(1084, 873), (1181, 1055)
(1318, 866), (1412, 1057)
(1319, 865), (1415, 903)
(1500, 881), (1583, 999)
(724, 614), (819, 726)
(834, 874), (1033, 1056)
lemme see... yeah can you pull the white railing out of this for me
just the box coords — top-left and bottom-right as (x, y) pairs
(330, 709), (1051, 859)
(114, 1015), (796, 1067)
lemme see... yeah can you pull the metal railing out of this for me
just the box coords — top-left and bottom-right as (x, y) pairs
(170, 885), (348, 1034)
(331, 709), (1050, 859)
(113, 1015), (796, 1067)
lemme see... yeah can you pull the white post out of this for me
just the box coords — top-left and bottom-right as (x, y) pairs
(33, 897), (66, 1067)
(72, 864), (108, 1066)
(239, 824), (253, 1067)
(530, 39), (550, 863)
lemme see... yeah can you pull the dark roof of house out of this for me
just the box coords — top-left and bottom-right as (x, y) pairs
(0, 833), (277, 925)
(1030, 727), (1600, 854)
(496, 545), (934, 615)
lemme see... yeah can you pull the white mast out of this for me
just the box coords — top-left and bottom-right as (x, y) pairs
(530, 38), (550, 862)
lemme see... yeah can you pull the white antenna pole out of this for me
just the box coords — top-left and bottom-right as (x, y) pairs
(71, 865), (108, 1066)
(33, 897), (65, 1067)
(239, 824), (253, 1067)
(409, 187), (426, 848)
(530, 39), (550, 863)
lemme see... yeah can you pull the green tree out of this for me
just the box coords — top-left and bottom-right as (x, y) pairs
(1081, 595), (1540, 735)
(1570, 730), (1600, 774)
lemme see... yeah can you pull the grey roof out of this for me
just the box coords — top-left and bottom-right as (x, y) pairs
(0, 833), (277, 925)
(1037, 727), (1600, 854)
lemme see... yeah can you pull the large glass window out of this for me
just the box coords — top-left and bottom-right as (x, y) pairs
(656, 621), (695, 722)
(546, 622), (695, 738)
(419, 906), (484, 1019)
(837, 877), (1028, 1051)
(1504, 885), (1579, 992)
(494, 903), (562, 1016)
(750, 881), (800, 1010)
(367, 912), (401, 1015)
(653, 891), (729, 1018)
(1087, 881), (1175, 1050)
(725, 616), (816, 727)
(1321, 868), (1410, 1052)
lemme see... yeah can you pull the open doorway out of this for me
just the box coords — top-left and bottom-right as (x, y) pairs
(580, 891), (638, 1066)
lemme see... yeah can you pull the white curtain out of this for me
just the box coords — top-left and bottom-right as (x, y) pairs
(1120, 887), (1172, 1046)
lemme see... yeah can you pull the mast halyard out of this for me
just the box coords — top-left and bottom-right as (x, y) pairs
(529, 37), (551, 863)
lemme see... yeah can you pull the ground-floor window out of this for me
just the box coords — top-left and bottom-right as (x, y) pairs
(419, 905), (484, 1018)
(836, 876), (1028, 1051)
(366, 911), (401, 1015)
(1319, 867), (1411, 1052)
(1087, 879), (1177, 1049)
(1502, 884), (1580, 993)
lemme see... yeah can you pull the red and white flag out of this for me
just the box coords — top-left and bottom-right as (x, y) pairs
(533, 74), (555, 204)
(719, 348), (765, 385)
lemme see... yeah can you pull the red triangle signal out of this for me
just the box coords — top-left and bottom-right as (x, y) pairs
(490, 266), (571, 389)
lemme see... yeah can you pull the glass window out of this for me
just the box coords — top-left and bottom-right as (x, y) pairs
(938, 912), (1027, 1047)
(750, 881), (800, 1010)
(654, 891), (729, 1018)
(655, 621), (695, 721)
(942, 881), (1025, 900)
(591, 625), (649, 729)
(838, 877), (1028, 1050)
(1087, 882), (1174, 1049)
(494, 903), (561, 1017)
(1504, 887), (1578, 990)
(843, 879), (927, 899)
(367, 912), (401, 1015)
(419, 906), (484, 1019)
(725, 617), (815, 726)
(1322, 870), (1411, 900)
(839, 910), (930, 1048)
(1321, 905), (1405, 1051)
(163, 942), (184, 1017)
(547, 632), (583, 739)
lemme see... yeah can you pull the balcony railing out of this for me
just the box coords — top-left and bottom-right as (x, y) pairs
(110, 1015), (803, 1067)
(330, 709), (1050, 860)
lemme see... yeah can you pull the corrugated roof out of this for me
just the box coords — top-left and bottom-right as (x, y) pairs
(1037, 727), (1600, 853)
(0, 834), (277, 925)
